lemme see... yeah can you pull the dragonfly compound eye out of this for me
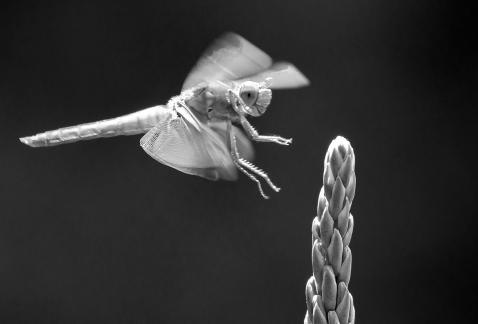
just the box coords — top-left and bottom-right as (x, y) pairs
(238, 81), (271, 117)
(239, 82), (259, 107)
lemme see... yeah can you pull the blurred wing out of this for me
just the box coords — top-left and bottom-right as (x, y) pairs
(182, 33), (273, 90)
(139, 109), (238, 181)
(236, 62), (310, 89)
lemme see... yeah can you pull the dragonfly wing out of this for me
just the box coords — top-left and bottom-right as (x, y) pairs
(236, 62), (310, 89)
(182, 33), (273, 90)
(208, 121), (254, 162)
(139, 110), (238, 181)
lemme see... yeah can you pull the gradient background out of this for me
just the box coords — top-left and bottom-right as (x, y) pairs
(1, 0), (476, 323)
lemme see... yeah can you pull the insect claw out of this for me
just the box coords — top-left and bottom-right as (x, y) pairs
(279, 137), (292, 145)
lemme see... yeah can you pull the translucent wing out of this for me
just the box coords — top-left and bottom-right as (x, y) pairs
(209, 120), (254, 162)
(139, 108), (238, 181)
(236, 62), (310, 89)
(182, 33), (273, 90)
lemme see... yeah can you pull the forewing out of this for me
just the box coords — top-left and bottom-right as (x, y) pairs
(182, 33), (273, 90)
(236, 62), (310, 89)
(139, 111), (238, 181)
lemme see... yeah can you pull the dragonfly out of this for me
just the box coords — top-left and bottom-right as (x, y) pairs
(19, 33), (309, 199)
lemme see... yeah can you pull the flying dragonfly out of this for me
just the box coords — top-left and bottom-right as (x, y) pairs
(20, 33), (309, 198)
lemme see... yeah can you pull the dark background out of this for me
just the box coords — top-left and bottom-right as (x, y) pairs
(1, 0), (476, 323)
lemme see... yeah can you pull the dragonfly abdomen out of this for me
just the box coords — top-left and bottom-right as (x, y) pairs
(19, 105), (169, 147)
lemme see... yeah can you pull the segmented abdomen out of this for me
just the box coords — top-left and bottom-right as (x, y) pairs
(19, 105), (170, 147)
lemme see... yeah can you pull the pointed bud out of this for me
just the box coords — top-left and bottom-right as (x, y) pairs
(306, 276), (317, 317)
(329, 177), (346, 220)
(312, 240), (325, 290)
(323, 136), (356, 205)
(329, 147), (344, 178)
(322, 266), (337, 311)
(337, 197), (351, 237)
(343, 215), (354, 247)
(304, 312), (312, 324)
(327, 229), (344, 274)
(339, 247), (352, 286)
(316, 294), (326, 318)
(317, 187), (327, 220)
(327, 311), (340, 324)
(336, 291), (351, 324)
(325, 136), (349, 171)
(345, 173), (356, 204)
(313, 301), (327, 324)
(336, 139), (348, 158)
(349, 295), (355, 324)
(312, 217), (320, 241)
(320, 209), (334, 248)
(338, 154), (353, 188)
(323, 164), (335, 199)
(337, 282), (347, 306)
(332, 136), (353, 160)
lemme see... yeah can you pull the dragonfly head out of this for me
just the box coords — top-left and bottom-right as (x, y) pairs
(230, 79), (272, 117)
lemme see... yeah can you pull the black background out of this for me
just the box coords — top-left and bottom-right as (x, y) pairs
(1, 0), (476, 323)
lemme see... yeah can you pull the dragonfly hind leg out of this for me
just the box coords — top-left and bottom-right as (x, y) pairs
(228, 124), (280, 199)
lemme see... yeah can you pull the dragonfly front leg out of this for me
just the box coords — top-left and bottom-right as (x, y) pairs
(227, 121), (281, 199)
(240, 117), (292, 146)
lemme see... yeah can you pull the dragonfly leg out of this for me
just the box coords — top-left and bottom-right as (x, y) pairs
(233, 157), (269, 199)
(240, 117), (292, 145)
(228, 122), (281, 198)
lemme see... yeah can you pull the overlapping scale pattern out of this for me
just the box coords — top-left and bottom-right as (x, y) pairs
(305, 136), (356, 324)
